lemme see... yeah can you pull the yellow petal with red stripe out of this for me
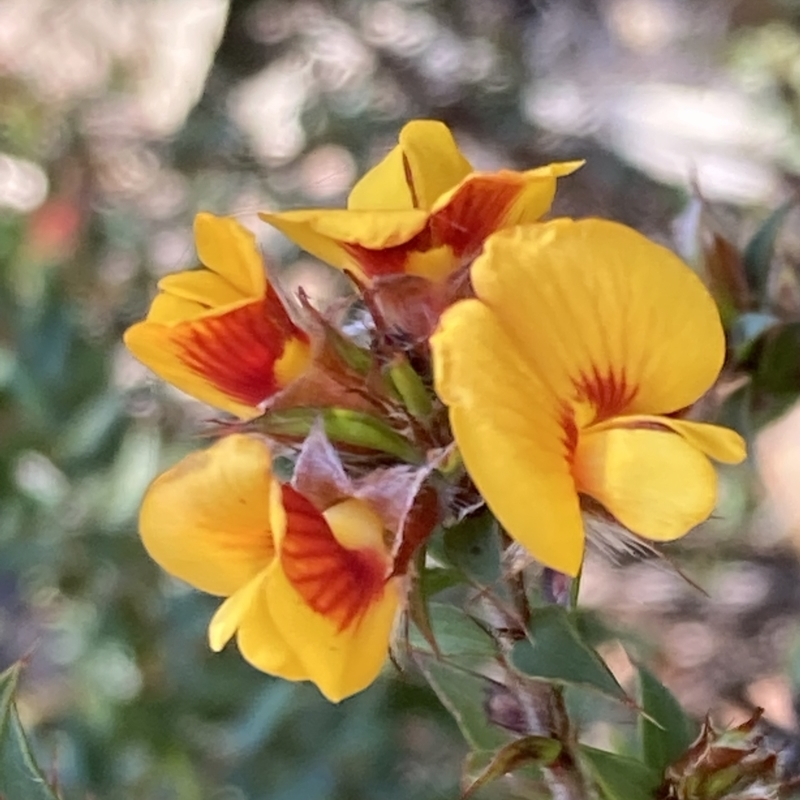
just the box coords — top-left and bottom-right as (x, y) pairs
(267, 486), (399, 701)
(125, 291), (311, 419)
(124, 212), (311, 419)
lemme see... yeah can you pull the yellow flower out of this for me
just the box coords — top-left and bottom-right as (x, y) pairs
(431, 219), (746, 576)
(139, 434), (400, 702)
(124, 213), (311, 419)
(260, 120), (581, 285)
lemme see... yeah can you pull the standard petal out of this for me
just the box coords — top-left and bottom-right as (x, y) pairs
(428, 163), (582, 260)
(157, 269), (247, 309)
(139, 435), (275, 596)
(431, 299), (586, 576)
(194, 213), (266, 297)
(268, 486), (399, 701)
(574, 426), (718, 541)
(259, 208), (428, 279)
(124, 292), (311, 419)
(470, 219), (727, 422)
(349, 120), (473, 211)
(591, 415), (746, 464)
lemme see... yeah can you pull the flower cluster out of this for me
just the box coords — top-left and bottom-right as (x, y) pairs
(125, 120), (745, 701)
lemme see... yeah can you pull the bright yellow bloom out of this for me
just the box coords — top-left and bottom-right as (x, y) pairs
(431, 219), (746, 576)
(124, 213), (311, 419)
(139, 434), (400, 702)
(260, 120), (581, 285)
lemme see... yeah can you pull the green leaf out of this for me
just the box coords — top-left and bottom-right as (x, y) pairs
(580, 745), (660, 800)
(407, 548), (442, 658)
(510, 606), (628, 703)
(443, 513), (501, 586)
(461, 735), (561, 799)
(420, 565), (463, 598)
(409, 603), (496, 660)
(754, 321), (800, 395)
(638, 666), (696, 776)
(0, 663), (60, 800)
(730, 311), (780, 363)
(417, 659), (511, 752)
(743, 199), (795, 304)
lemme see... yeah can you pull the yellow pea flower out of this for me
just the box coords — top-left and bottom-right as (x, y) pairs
(124, 213), (311, 419)
(431, 219), (746, 576)
(139, 434), (400, 702)
(261, 120), (580, 285)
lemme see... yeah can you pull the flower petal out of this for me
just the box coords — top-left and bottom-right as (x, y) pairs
(259, 208), (428, 278)
(348, 120), (472, 211)
(470, 219), (726, 422)
(124, 291), (311, 419)
(431, 299), (585, 575)
(574, 426), (718, 541)
(268, 486), (399, 701)
(194, 213), (266, 297)
(208, 567), (309, 681)
(235, 565), (309, 682)
(156, 269), (246, 310)
(139, 434), (275, 596)
(208, 569), (269, 651)
(428, 162), (582, 257)
(591, 415), (746, 464)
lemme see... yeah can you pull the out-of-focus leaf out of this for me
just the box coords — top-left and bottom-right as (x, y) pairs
(743, 200), (795, 304)
(703, 230), (750, 320)
(730, 311), (780, 363)
(417, 659), (511, 752)
(639, 665), (696, 776)
(510, 607), (628, 703)
(0, 663), (60, 800)
(443, 512), (501, 586)
(580, 745), (660, 800)
(409, 603), (496, 659)
(461, 735), (561, 799)
(753, 322), (800, 395)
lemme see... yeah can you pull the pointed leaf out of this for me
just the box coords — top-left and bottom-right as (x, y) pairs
(0, 663), (60, 800)
(743, 199), (795, 304)
(510, 607), (628, 703)
(407, 548), (441, 658)
(409, 603), (496, 660)
(417, 659), (511, 752)
(638, 665), (696, 775)
(730, 311), (780, 363)
(461, 735), (562, 799)
(443, 512), (501, 586)
(580, 745), (660, 800)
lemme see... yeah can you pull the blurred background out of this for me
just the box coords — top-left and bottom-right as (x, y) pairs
(3, 0), (800, 797)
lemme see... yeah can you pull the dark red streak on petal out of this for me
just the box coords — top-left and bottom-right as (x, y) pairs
(175, 292), (308, 407)
(342, 173), (525, 279)
(575, 366), (638, 423)
(429, 173), (524, 258)
(402, 153), (420, 209)
(560, 407), (579, 465)
(279, 486), (387, 633)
